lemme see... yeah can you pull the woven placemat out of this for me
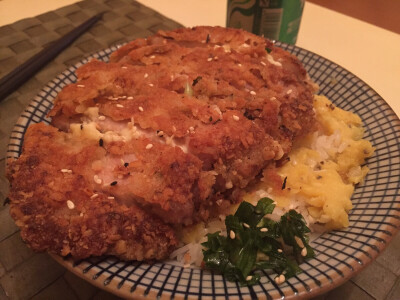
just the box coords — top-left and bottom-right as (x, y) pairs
(0, 0), (182, 164)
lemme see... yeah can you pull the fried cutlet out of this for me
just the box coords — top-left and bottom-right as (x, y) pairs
(7, 26), (317, 260)
(7, 123), (178, 260)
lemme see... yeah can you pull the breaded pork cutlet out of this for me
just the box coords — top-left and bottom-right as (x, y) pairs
(49, 26), (317, 219)
(7, 26), (317, 260)
(7, 123), (178, 260)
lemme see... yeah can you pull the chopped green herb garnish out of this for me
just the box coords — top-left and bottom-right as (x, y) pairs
(202, 198), (315, 285)
(282, 176), (287, 190)
(192, 76), (202, 86)
(266, 47), (272, 53)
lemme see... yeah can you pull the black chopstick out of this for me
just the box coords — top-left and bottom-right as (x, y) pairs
(0, 12), (104, 102)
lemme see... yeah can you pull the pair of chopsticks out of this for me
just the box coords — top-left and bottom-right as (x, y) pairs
(0, 12), (104, 102)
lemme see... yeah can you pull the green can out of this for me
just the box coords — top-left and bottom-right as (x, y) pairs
(226, 0), (305, 44)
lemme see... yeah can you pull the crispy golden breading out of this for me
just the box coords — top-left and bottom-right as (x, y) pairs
(7, 26), (317, 260)
(7, 123), (178, 260)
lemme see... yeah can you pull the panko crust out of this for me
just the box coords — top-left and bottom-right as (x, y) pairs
(7, 26), (317, 260)
(7, 123), (178, 260)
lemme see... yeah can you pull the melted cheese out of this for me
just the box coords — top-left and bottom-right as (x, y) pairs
(70, 114), (190, 153)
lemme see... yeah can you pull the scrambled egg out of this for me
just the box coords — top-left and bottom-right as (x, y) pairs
(270, 95), (375, 229)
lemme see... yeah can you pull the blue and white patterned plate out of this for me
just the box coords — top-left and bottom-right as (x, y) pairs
(7, 43), (400, 299)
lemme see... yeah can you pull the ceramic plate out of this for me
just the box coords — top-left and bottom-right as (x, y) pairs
(6, 43), (400, 299)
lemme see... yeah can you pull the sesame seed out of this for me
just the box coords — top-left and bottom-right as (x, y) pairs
(121, 66), (128, 69)
(287, 89), (293, 95)
(127, 96), (133, 100)
(148, 83), (154, 87)
(243, 223), (250, 228)
(250, 91), (256, 95)
(279, 274), (286, 283)
(80, 212), (84, 217)
(150, 55), (155, 59)
(98, 116), (106, 121)
(295, 236), (305, 248)
(237, 63), (242, 67)
(229, 230), (236, 239)
(66, 200), (75, 209)
(110, 181), (118, 186)
(116, 104), (124, 108)
(207, 57), (213, 62)
(138, 106), (144, 112)
(108, 196), (115, 200)
(90, 194), (98, 199)
(216, 199), (223, 206)
(112, 97), (119, 100)
(270, 96), (277, 101)
(144, 73), (148, 78)
(246, 275), (252, 281)
(94, 175), (102, 184)
(120, 159), (125, 165)
(214, 56), (218, 60)
(157, 130), (164, 137)
(121, 95), (127, 99)
(260, 227), (268, 232)
(189, 126), (194, 132)
(261, 61), (266, 66)
(232, 115), (240, 121)
(77, 84), (85, 88)
(146, 143), (153, 150)
(301, 247), (307, 257)
(277, 248), (283, 253)
(225, 181), (233, 189)
(61, 169), (70, 173)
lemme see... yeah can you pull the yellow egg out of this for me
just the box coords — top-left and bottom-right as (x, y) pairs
(255, 95), (375, 230)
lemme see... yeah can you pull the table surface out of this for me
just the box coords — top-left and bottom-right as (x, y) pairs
(0, 1), (399, 299)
